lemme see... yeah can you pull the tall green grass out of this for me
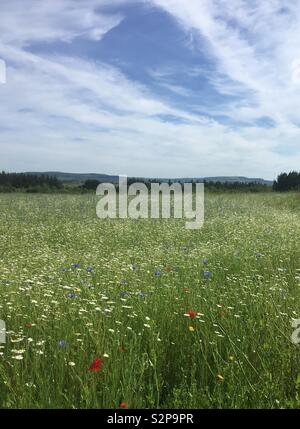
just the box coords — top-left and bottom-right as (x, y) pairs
(0, 192), (300, 408)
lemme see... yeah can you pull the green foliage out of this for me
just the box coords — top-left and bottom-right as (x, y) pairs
(203, 180), (271, 193)
(273, 171), (300, 192)
(0, 171), (63, 192)
(82, 179), (101, 190)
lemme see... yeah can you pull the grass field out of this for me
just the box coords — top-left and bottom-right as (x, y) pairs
(0, 192), (300, 409)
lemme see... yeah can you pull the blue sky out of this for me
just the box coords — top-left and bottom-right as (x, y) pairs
(1, 0), (300, 179)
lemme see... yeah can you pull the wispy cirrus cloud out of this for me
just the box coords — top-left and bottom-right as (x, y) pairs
(1, 0), (300, 178)
(149, 0), (300, 125)
(0, 0), (126, 45)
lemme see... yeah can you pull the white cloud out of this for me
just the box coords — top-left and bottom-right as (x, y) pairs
(149, 0), (300, 126)
(0, 0), (125, 45)
(1, 0), (300, 178)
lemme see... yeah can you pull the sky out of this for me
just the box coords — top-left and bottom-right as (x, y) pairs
(1, 0), (300, 179)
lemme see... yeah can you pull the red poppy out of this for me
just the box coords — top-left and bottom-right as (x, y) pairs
(119, 345), (125, 353)
(88, 357), (104, 372)
(120, 402), (128, 408)
(188, 310), (197, 319)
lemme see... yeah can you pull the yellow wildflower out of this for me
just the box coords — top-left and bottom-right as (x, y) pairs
(216, 374), (224, 382)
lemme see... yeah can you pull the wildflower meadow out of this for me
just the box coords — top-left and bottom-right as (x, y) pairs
(0, 192), (300, 408)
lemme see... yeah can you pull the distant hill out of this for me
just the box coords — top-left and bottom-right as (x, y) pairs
(140, 176), (273, 185)
(26, 172), (273, 186)
(26, 171), (120, 183)
(202, 176), (273, 185)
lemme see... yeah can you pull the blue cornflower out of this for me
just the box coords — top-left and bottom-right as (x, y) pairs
(155, 270), (161, 276)
(58, 340), (66, 348)
(60, 267), (67, 272)
(68, 293), (76, 298)
(72, 263), (79, 270)
(120, 291), (129, 298)
(87, 267), (93, 273)
(204, 271), (212, 279)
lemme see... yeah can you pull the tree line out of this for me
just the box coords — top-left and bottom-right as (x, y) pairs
(273, 171), (300, 191)
(84, 173), (300, 193)
(82, 178), (270, 193)
(1, 171), (299, 193)
(0, 171), (63, 192)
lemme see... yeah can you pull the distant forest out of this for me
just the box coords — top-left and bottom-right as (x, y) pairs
(0, 171), (63, 192)
(0, 171), (299, 193)
(273, 171), (300, 191)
